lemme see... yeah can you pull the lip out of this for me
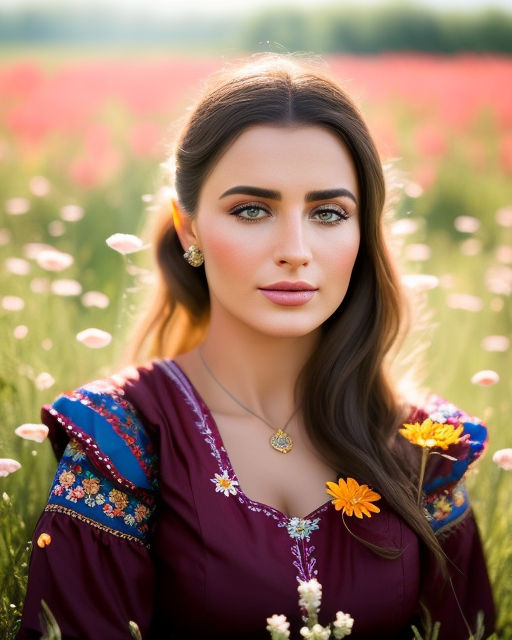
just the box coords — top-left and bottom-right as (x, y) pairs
(260, 281), (317, 291)
(258, 282), (318, 307)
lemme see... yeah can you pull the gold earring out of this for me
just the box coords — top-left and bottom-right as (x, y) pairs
(183, 245), (204, 267)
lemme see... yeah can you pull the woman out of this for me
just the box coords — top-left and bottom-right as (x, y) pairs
(17, 54), (495, 639)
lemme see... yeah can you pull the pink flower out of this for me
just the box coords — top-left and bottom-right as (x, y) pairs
(106, 233), (145, 255)
(493, 449), (512, 471)
(60, 204), (84, 222)
(23, 242), (55, 259)
(401, 274), (439, 291)
(446, 293), (483, 312)
(13, 325), (29, 339)
(0, 458), (22, 477)
(390, 219), (420, 236)
(481, 335), (509, 352)
(495, 206), (512, 228)
(470, 370), (500, 386)
(76, 328), (112, 349)
(404, 182), (423, 198)
(496, 246), (512, 264)
(15, 423), (49, 443)
(459, 239), (482, 256)
(5, 197), (30, 215)
(454, 216), (480, 233)
(29, 176), (51, 197)
(34, 372), (55, 390)
(5, 257), (31, 275)
(81, 291), (110, 308)
(404, 243), (431, 262)
(51, 279), (82, 296)
(1, 296), (24, 311)
(36, 249), (74, 271)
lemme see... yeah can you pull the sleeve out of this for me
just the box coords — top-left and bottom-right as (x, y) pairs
(16, 377), (159, 640)
(412, 396), (496, 640)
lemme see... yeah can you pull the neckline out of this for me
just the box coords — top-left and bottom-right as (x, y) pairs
(163, 358), (331, 522)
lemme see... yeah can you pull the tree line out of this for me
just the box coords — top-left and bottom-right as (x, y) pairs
(0, 3), (511, 53)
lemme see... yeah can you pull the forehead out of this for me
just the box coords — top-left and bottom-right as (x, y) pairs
(201, 124), (359, 198)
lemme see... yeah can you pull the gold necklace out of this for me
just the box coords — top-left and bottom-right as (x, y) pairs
(198, 348), (297, 454)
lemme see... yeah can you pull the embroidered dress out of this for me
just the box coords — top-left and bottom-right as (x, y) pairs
(17, 360), (495, 640)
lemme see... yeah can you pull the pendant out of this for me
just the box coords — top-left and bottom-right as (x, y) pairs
(270, 429), (293, 454)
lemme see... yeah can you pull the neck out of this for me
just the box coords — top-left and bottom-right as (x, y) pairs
(192, 312), (319, 426)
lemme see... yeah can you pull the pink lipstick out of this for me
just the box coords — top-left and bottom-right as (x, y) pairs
(258, 281), (317, 307)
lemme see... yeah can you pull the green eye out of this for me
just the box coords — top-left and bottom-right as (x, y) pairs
(230, 204), (269, 222)
(241, 206), (266, 219)
(313, 208), (346, 224)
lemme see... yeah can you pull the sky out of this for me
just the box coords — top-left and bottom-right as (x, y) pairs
(2, 0), (512, 14)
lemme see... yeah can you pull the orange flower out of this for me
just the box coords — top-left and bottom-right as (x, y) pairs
(399, 418), (463, 450)
(37, 533), (52, 548)
(325, 477), (381, 518)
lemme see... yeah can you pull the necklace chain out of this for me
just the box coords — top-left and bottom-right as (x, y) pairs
(198, 348), (297, 453)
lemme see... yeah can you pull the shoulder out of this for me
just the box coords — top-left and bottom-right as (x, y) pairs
(40, 364), (165, 545)
(42, 364), (159, 494)
(403, 393), (488, 536)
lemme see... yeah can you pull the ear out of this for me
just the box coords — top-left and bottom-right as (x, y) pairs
(171, 199), (200, 252)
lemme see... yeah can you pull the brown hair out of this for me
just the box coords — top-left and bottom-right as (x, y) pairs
(127, 53), (444, 567)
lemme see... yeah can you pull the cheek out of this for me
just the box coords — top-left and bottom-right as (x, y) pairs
(329, 231), (360, 280)
(201, 226), (257, 280)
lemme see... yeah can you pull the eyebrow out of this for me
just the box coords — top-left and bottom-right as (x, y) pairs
(219, 185), (358, 205)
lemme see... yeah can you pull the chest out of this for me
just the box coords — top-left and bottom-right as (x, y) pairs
(210, 411), (337, 519)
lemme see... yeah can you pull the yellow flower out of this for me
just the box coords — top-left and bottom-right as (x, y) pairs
(399, 418), (463, 450)
(325, 477), (381, 518)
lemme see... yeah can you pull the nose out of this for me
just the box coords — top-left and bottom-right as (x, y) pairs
(273, 213), (312, 268)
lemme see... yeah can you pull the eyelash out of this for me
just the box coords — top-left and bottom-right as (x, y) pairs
(228, 202), (349, 225)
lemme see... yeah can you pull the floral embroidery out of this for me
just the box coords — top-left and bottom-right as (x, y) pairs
(286, 517), (320, 541)
(211, 470), (239, 497)
(424, 481), (470, 534)
(46, 439), (155, 545)
(71, 387), (158, 483)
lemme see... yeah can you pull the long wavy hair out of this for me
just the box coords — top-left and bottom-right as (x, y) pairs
(126, 53), (444, 567)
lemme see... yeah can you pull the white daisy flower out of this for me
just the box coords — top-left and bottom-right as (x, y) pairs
(210, 470), (239, 497)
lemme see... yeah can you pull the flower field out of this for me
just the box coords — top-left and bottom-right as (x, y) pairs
(0, 51), (511, 639)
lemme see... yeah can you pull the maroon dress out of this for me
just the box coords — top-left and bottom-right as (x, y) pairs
(16, 359), (495, 639)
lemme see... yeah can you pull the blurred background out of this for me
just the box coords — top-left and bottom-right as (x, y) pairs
(0, 0), (511, 638)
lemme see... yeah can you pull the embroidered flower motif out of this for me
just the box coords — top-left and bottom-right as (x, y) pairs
(399, 418), (463, 450)
(82, 477), (101, 495)
(286, 517), (320, 541)
(124, 514), (136, 526)
(109, 489), (129, 510)
(58, 470), (76, 488)
(66, 486), (85, 502)
(211, 470), (239, 497)
(84, 492), (105, 507)
(103, 503), (115, 518)
(325, 477), (381, 518)
(134, 504), (149, 523)
(67, 440), (87, 461)
(432, 495), (452, 520)
(53, 485), (64, 496)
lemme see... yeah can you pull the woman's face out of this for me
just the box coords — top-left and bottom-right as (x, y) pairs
(190, 124), (360, 339)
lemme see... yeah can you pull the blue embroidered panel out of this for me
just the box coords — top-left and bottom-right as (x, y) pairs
(53, 388), (156, 491)
(46, 439), (156, 545)
(423, 420), (487, 494)
(424, 482), (469, 534)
